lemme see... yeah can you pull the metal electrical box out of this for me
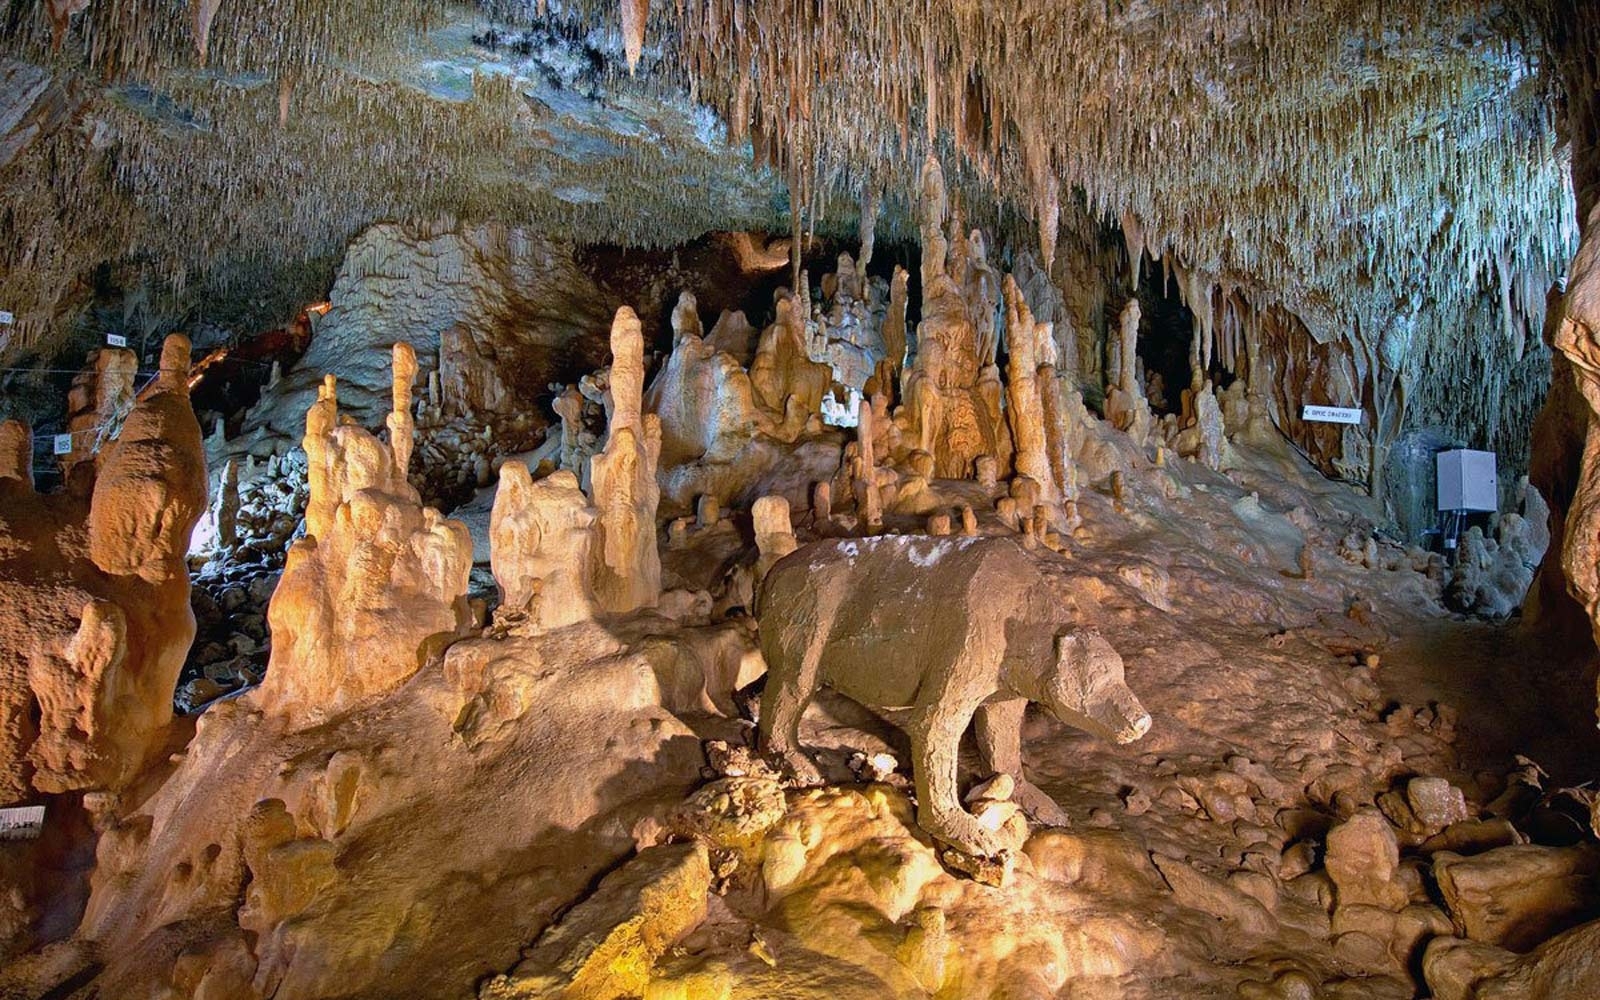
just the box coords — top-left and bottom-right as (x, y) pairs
(1436, 449), (1497, 512)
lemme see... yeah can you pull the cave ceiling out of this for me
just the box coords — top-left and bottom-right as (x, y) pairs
(0, 0), (1582, 392)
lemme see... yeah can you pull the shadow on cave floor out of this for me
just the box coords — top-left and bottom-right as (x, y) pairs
(1381, 617), (1599, 787)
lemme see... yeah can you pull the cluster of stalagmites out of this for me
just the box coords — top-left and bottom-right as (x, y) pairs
(3, 146), (1598, 1000)
(253, 343), (476, 722)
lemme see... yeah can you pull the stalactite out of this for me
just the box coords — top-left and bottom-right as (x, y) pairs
(191, 0), (222, 65)
(621, 0), (649, 75)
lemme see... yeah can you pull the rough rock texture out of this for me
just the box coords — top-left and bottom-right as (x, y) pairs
(481, 842), (711, 1000)
(749, 294), (832, 421)
(750, 495), (797, 581)
(1425, 918), (1600, 1000)
(1445, 484), (1551, 617)
(0, 334), (205, 800)
(899, 156), (1012, 479)
(1432, 844), (1600, 951)
(72, 617), (709, 1000)
(645, 291), (765, 469)
(758, 535), (1151, 857)
(253, 351), (473, 724)
(61, 347), (137, 477)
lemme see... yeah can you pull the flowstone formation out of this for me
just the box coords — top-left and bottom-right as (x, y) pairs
(253, 344), (474, 723)
(0, 334), (206, 800)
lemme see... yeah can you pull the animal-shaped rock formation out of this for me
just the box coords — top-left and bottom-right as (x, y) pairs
(757, 535), (1151, 857)
(0, 334), (206, 800)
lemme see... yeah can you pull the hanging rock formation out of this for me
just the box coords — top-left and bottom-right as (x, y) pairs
(0, 334), (206, 800)
(254, 349), (473, 724)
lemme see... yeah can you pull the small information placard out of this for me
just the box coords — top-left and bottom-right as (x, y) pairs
(106, 333), (128, 348)
(1301, 405), (1362, 425)
(0, 805), (44, 841)
(53, 434), (73, 455)
(0, 310), (13, 325)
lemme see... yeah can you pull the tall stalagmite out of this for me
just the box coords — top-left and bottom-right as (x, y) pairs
(589, 307), (664, 613)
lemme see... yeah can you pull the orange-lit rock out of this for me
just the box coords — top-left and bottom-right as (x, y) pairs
(0, 334), (206, 799)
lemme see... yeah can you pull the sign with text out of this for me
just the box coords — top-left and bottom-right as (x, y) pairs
(1301, 405), (1362, 425)
(0, 310), (13, 325)
(106, 333), (127, 347)
(0, 805), (44, 841)
(53, 434), (73, 455)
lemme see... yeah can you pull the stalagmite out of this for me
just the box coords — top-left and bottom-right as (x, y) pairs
(388, 342), (418, 478)
(752, 495), (798, 580)
(883, 266), (910, 380)
(490, 463), (597, 628)
(902, 155), (1012, 478)
(62, 348), (137, 477)
(215, 457), (240, 550)
(812, 480), (832, 523)
(855, 397), (884, 530)
(1004, 274), (1056, 506)
(588, 307), (663, 613)
(0, 420), (32, 487)
(1105, 299), (1152, 445)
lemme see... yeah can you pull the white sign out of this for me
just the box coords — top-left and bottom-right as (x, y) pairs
(1301, 405), (1362, 425)
(0, 805), (44, 840)
(0, 310), (13, 325)
(53, 434), (73, 455)
(106, 333), (127, 347)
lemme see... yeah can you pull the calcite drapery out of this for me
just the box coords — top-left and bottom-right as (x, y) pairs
(254, 348), (473, 724)
(0, 334), (206, 800)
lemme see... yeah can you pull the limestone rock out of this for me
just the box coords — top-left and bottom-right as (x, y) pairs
(1433, 844), (1600, 951)
(1424, 918), (1600, 1000)
(751, 495), (797, 581)
(1325, 809), (1408, 911)
(240, 223), (610, 441)
(644, 292), (765, 469)
(481, 843), (711, 1000)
